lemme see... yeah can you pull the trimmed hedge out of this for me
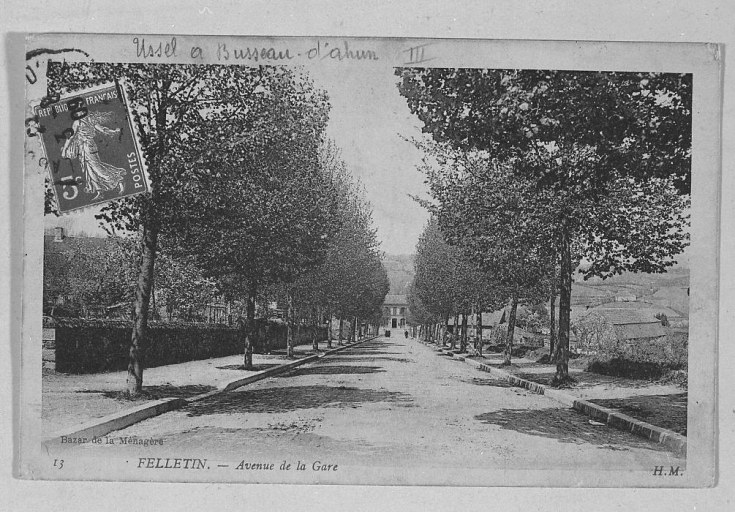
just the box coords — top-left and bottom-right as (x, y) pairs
(52, 318), (327, 374)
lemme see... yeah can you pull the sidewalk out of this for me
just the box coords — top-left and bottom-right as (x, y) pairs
(476, 351), (686, 435)
(42, 342), (343, 437)
(424, 341), (687, 453)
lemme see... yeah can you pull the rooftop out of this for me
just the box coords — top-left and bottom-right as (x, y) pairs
(588, 307), (661, 325)
(383, 294), (408, 305)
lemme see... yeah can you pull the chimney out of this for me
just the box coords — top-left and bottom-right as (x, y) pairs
(54, 226), (65, 242)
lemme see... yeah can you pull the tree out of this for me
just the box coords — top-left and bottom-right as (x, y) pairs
(153, 250), (219, 322)
(406, 280), (434, 339)
(289, 144), (388, 351)
(47, 62), (331, 392)
(164, 67), (338, 367)
(43, 235), (138, 317)
(572, 311), (620, 355)
(397, 68), (691, 384)
(416, 144), (554, 363)
(412, 218), (460, 345)
(411, 217), (500, 351)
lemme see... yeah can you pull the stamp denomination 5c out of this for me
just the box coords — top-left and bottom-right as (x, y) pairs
(34, 82), (148, 213)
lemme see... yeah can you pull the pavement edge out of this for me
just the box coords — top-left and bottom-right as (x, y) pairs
(419, 340), (687, 457)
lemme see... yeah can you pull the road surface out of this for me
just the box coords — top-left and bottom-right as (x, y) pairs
(71, 336), (684, 485)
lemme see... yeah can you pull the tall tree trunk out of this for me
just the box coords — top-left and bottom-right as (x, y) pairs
(351, 316), (357, 342)
(243, 282), (256, 369)
(503, 294), (518, 366)
(151, 281), (156, 321)
(440, 314), (447, 346)
(327, 309), (333, 349)
(451, 313), (459, 349)
(476, 309), (483, 356)
(127, 221), (159, 396)
(338, 316), (344, 345)
(311, 307), (319, 352)
(549, 284), (557, 360)
(554, 225), (573, 384)
(286, 291), (295, 357)
(460, 313), (468, 352)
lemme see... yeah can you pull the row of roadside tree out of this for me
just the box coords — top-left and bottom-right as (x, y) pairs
(44, 62), (389, 395)
(398, 68), (691, 385)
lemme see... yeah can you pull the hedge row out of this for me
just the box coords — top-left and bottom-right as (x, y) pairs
(52, 318), (327, 374)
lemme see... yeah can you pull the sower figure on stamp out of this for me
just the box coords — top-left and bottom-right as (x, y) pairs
(61, 111), (127, 200)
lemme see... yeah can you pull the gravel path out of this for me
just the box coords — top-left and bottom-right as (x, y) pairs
(60, 337), (684, 484)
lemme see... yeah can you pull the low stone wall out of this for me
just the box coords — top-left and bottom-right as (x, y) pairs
(42, 327), (56, 371)
(50, 318), (327, 374)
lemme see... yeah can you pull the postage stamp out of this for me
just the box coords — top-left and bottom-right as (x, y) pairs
(31, 82), (148, 213)
(17, 33), (722, 488)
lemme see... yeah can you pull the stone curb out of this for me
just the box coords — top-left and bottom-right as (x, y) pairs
(45, 337), (377, 443)
(47, 397), (187, 442)
(417, 340), (687, 457)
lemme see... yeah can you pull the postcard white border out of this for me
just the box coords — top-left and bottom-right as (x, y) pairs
(3, 1), (735, 510)
(15, 34), (720, 488)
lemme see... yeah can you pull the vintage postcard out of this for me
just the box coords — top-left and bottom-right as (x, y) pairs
(18, 34), (721, 486)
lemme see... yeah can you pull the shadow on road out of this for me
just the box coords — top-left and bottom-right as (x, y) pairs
(280, 365), (386, 377)
(328, 356), (411, 364)
(77, 384), (217, 401)
(515, 370), (660, 390)
(340, 350), (405, 357)
(186, 385), (413, 416)
(216, 363), (281, 371)
(474, 407), (673, 452)
(459, 377), (514, 388)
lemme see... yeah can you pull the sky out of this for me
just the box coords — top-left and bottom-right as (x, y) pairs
(309, 64), (430, 255)
(46, 63), (432, 256)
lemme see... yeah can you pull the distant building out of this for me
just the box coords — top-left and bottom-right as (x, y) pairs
(614, 294), (637, 302)
(570, 283), (613, 307)
(594, 300), (684, 323)
(383, 294), (408, 330)
(587, 307), (666, 340)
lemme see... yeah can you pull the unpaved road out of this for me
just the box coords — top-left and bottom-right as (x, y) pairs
(66, 337), (684, 485)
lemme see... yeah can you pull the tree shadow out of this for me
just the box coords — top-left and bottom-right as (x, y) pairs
(514, 371), (660, 390)
(265, 350), (310, 357)
(279, 365), (386, 377)
(459, 377), (513, 388)
(77, 384), (217, 401)
(588, 393), (688, 436)
(328, 356), (411, 364)
(474, 407), (672, 452)
(186, 385), (412, 416)
(216, 363), (281, 371)
(342, 349), (404, 356)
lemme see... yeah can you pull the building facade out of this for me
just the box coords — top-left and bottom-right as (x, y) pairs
(382, 294), (408, 331)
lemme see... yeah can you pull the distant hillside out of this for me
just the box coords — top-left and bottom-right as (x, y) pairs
(576, 269), (689, 290)
(382, 254), (415, 295)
